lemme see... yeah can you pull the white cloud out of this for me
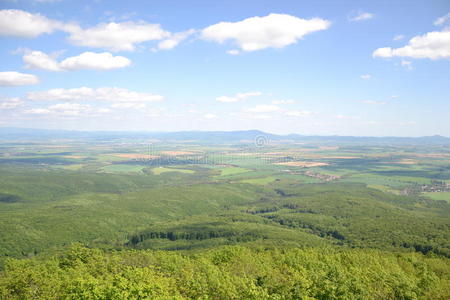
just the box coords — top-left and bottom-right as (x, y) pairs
(60, 52), (131, 70)
(0, 71), (39, 86)
(66, 21), (170, 51)
(434, 13), (450, 26)
(0, 10), (186, 51)
(23, 50), (62, 71)
(284, 110), (312, 117)
(360, 100), (387, 105)
(348, 11), (374, 22)
(23, 50), (131, 71)
(0, 97), (23, 109)
(201, 13), (330, 52)
(373, 30), (450, 60)
(27, 87), (164, 103)
(0, 9), (61, 38)
(245, 104), (279, 113)
(204, 113), (218, 119)
(393, 35), (405, 41)
(360, 74), (371, 80)
(216, 91), (262, 103)
(272, 99), (295, 104)
(155, 29), (196, 51)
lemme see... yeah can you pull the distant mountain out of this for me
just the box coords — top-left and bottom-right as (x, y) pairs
(0, 127), (449, 145)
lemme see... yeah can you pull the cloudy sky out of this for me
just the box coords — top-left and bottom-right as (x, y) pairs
(0, 0), (449, 136)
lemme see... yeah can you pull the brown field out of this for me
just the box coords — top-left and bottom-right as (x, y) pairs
(275, 161), (329, 167)
(63, 155), (85, 159)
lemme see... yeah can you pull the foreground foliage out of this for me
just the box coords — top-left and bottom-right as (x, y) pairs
(1, 244), (449, 299)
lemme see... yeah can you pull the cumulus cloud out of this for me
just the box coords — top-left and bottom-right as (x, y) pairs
(66, 21), (170, 51)
(360, 74), (371, 80)
(348, 11), (374, 22)
(0, 97), (23, 109)
(60, 52), (131, 70)
(434, 13), (450, 26)
(0, 9), (61, 38)
(0, 9), (187, 51)
(216, 91), (262, 103)
(155, 29), (196, 51)
(27, 87), (164, 103)
(393, 35), (405, 41)
(23, 50), (62, 71)
(201, 13), (330, 52)
(373, 30), (450, 60)
(245, 104), (279, 113)
(0, 71), (39, 86)
(23, 50), (131, 71)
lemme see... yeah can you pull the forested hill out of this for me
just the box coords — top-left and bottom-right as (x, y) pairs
(1, 244), (449, 299)
(1, 127), (450, 145)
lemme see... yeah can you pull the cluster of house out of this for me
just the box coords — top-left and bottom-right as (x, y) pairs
(420, 182), (450, 193)
(304, 170), (340, 182)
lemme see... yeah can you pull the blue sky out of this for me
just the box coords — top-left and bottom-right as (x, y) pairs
(0, 0), (449, 136)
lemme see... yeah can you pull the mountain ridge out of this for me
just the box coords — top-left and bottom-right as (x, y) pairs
(0, 127), (449, 145)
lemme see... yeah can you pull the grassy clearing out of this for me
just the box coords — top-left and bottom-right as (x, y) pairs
(342, 173), (415, 188)
(239, 176), (277, 185)
(423, 192), (450, 202)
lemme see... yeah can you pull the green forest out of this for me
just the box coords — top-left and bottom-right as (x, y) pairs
(2, 244), (449, 299)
